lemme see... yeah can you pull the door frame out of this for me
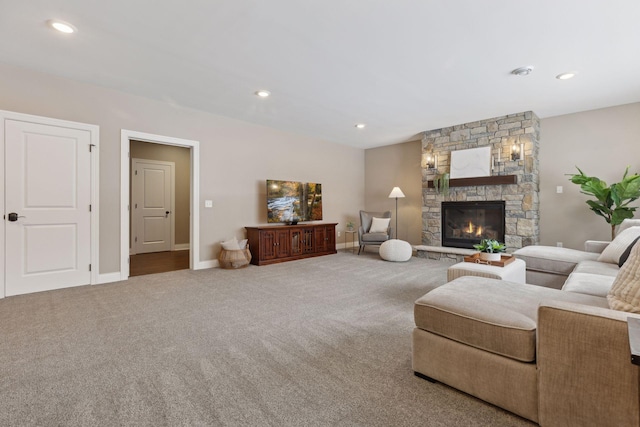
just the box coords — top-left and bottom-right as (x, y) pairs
(1, 110), (100, 299)
(130, 158), (176, 255)
(120, 130), (200, 280)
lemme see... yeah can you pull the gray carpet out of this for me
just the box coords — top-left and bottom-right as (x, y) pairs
(0, 251), (534, 426)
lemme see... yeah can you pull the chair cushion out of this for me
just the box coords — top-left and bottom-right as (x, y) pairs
(415, 277), (609, 362)
(598, 226), (640, 264)
(608, 239), (640, 312)
(362, 232), (389, 242)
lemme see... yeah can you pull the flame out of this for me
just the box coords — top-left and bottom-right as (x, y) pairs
(467, 221), (473, 233)
(476, 226), (483, 237)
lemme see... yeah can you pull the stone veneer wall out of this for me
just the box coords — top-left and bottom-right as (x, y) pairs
(422, 111), (540, 250)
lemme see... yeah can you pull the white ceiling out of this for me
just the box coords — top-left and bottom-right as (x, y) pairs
(1, 1), (639, 149)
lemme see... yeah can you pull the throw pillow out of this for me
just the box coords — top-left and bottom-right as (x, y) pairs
(617, 219), (640, 235)
(238, 239), (248, 250)
(619, 236), (640, 267)
(369, 217), (391, 233)
(608, 238), (640, 312)
(221, 237), (241, 250)
(597, 226), (640, 264)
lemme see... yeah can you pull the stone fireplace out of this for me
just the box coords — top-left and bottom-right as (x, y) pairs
(442, 201), (505, 249)
(421, 111), (540, 254)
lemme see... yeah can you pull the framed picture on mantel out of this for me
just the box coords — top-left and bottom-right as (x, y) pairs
(450, 146), (491, 179)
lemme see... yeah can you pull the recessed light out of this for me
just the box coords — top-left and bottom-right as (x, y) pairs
(556, 72), (576, 80)
(255, 90), (271, 98)
(511, 66), (534, 76)
(355, 123), (366, 129)
(47, 19), (76, 34)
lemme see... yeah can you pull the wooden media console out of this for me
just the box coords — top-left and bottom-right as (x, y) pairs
(245, 223), (337, 265)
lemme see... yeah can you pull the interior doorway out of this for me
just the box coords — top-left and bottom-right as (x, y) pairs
(120, 130), (200, 280)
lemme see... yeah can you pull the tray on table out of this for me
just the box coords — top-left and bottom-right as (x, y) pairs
(463, 253), (515, 267)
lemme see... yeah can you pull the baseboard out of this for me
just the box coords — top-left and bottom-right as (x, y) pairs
(174, 243), (190, 251)
(97, 272), (122, 284)
(335, 241), (359, 251)
(196, 259), (218, 269)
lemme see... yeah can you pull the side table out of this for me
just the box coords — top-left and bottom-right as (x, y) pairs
(344, 230), (357, 253)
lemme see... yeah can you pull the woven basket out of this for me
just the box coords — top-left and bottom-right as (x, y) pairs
(219, 247), (251, 269)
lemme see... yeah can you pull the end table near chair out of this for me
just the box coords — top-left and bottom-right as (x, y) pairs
(344, 230), (357, 253)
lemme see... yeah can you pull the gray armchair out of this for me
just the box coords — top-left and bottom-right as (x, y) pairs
(358, 210), (392, 255)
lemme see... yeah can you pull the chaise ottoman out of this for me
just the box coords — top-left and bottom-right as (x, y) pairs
(447, 258), (526, 284)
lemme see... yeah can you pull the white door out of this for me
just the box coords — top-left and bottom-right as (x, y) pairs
(5, 119), (93, 296)
(132, 159), (174, 254)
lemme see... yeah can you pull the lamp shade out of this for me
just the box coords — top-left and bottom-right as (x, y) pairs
(388, 187), (405, 198)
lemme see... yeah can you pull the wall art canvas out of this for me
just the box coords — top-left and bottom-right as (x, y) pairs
(450, 146), (491, 179)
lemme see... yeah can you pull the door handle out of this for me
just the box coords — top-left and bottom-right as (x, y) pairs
(7, 212), (26, 222)
(165, 211), (170, 218)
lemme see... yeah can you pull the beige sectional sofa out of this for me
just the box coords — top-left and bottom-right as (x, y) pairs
(412, 221), (640, 426)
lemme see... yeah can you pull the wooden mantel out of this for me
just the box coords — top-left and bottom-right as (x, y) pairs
(425, 174), (517, 188)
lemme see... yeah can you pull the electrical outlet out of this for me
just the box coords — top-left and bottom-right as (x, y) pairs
(557, 242), (563, 248)
(556, 186), (563, 194)
(337, 231), (341, 237)
(204, 200), (213, 208)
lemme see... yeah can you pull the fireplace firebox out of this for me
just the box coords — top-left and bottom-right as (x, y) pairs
(442, 201), (506, 249)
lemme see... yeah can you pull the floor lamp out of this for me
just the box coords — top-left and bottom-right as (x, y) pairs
(388, 187), (405, 239)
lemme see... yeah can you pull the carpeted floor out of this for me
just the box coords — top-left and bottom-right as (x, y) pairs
(0, 251), (534, 426)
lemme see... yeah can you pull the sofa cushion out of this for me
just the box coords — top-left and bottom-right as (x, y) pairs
(414, 276), (608, 362)
(572, 260), (620, 277)
(562, 272), (616, 297)
(513, 246), (599, 276)
(608, 239), (640, 312)
(598, 226), (640, 264)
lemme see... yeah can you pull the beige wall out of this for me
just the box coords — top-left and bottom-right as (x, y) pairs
(130, 141), (191, 246)
(364, 140), (422, 244)
(0, 63), (364, 274)
(539, 102), (640, 249)
(363, 103), (640, 251)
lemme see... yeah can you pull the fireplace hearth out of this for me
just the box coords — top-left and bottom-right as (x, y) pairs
(442, 201), (505, 249)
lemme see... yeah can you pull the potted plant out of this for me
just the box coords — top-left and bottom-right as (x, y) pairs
(473, 238), (506, 262)
(433, 172), (450, 197)
(346, 221), (355, 231)
(568, 166), (640, 240)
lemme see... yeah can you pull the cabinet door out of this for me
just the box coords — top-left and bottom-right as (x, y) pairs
(302, 228), (315, 253)
(275, 229), (290, 258)
(260, 230), (277, 260)
(314, 226), (329, 252)
(290, 229), (303, 256)
(325, 225), (336, 251)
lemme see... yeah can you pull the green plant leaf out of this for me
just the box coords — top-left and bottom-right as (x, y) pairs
(473, 238), (505, 253)
(611, 208), (635, 225)
(569, 166), (640, 232)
